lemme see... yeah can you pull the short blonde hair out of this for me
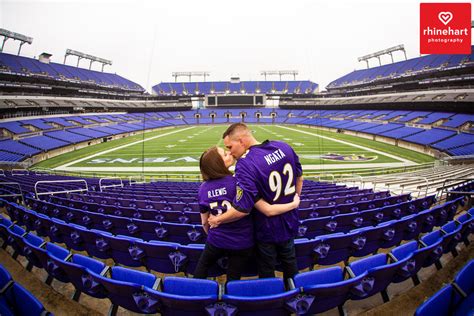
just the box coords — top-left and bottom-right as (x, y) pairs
(222, 123), (250, 139)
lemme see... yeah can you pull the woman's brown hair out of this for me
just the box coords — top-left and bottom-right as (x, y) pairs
(199, 146), (233, 181)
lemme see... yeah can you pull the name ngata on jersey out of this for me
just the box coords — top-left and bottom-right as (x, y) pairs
(264, 149), (286, 166)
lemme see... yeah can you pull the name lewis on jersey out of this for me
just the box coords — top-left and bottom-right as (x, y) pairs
(264, 149), (286, 166)
(208, 187), (227, 198)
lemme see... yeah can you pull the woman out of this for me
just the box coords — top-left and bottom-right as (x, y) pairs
(193, 146), (299, 281)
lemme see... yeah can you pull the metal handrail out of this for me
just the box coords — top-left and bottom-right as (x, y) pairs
(128, 175), (146, 185)
(34, 170), (50, 176)
(335, 174), (363, 188)
(372, 176), (429, 198)
(399, 176), (430, 198)
(436, 178), (474, 202)
(11, 169), (29, 176)
(305, 173), (335, 183)
(34, 180), (88, 199)
(0, 182), (24, 204)
(99, 177), (124, 192)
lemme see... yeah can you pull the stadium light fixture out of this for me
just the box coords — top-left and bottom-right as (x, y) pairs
(0, 28), (33, 55)
(172, 71), (210, 82)
(260, 70), (298, 81)
(64, 49), (112, 71)
(358, 44), (407, 68)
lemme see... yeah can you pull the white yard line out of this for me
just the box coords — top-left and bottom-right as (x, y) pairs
(276, 125), (416, 164)
(53, 126), (196, 170)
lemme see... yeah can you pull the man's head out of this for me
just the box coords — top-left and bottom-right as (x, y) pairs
(222, 123), (257, 159)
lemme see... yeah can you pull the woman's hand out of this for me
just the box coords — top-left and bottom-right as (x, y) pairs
(291, 193), (300, 209)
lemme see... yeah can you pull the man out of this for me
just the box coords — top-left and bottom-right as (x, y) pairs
(208, 123), (303, 281)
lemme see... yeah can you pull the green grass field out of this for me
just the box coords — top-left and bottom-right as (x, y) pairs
(33, 124), (435, 178)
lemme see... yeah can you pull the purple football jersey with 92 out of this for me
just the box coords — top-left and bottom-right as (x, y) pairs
(232, 140), (303, 243)
(198, 175), (253, 250)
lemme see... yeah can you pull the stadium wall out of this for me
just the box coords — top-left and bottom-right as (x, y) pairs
(397, 139), (445, 158)
(374, 135), (398, 146)
(27, 138), (104, 165)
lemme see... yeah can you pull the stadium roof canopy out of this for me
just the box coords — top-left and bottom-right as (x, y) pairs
(152, 80), (318, 96)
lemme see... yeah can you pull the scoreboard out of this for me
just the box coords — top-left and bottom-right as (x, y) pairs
(207, 95), (265, 107)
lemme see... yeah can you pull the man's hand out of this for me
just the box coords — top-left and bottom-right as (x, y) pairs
(208, 214), (220, 228)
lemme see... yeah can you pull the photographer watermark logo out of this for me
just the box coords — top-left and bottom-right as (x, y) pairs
(420, 3), (471, 54)
(438, 11), (453, 25)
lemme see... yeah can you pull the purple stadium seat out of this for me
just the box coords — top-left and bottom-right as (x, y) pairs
(144, 277), (219, 316)
(221, 278), (302, 316)
(90, 266), (159, 315)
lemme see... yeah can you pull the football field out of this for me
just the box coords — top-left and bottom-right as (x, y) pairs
(34, 124), (435, 176)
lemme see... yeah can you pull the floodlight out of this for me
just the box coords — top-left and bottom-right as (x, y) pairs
(172, 71), (210, 82)
(64, 49), (112, 71)
(260, 70), (298, 80)
(0, 28), (33, 44)
(358, 44), (407, 68)
(0, 28), (33, 54)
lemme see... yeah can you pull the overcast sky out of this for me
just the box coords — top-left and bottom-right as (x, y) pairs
(0, 0), (471, 92)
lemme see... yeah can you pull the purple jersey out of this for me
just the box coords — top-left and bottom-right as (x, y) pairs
(198, 175), (253, 250)
(232, 140), (303, 243)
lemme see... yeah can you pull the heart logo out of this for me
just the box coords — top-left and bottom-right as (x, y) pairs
(438, 11), (453, 25)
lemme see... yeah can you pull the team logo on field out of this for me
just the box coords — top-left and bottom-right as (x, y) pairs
(321, 153), (377, 162)
(236, 186), (243, 202)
